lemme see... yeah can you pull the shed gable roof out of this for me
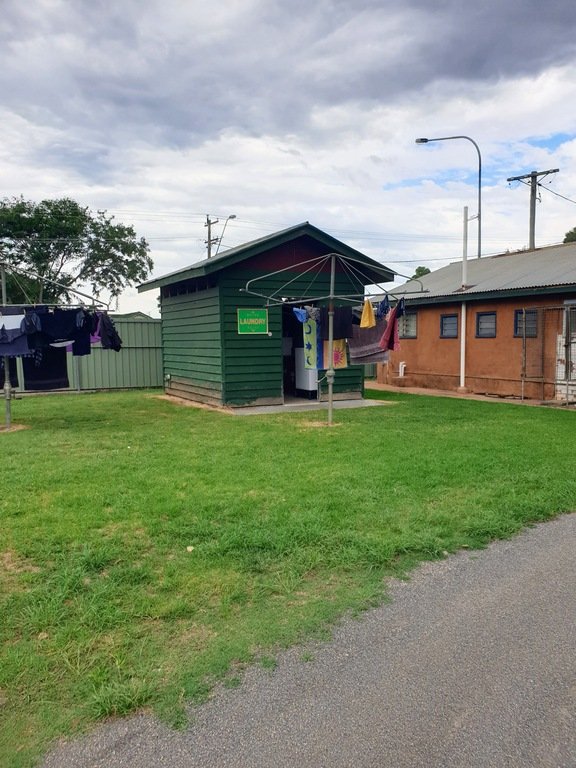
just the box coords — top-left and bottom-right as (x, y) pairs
(138, 222), (394, 292)
(396, 242), (576, 305)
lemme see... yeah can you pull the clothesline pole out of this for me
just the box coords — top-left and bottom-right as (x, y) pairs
(327, 253), (336, 426)
(240, 250), (396, 423)
(0, 262), (12, 429)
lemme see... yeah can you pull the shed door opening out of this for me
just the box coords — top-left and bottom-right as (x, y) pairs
(282, 304), (317, 400)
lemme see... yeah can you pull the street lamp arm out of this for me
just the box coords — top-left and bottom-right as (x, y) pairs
(215, 214), (237, 256)
(415, 134), (482, 259)
(415, 135), (481, 166)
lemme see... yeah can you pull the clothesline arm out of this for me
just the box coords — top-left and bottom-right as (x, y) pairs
(0, 261), (110, 309)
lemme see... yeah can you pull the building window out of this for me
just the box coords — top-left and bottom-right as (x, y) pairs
(476, 312), (496, 338)
(440, 314), (458, 338)
(514, 309), (538, 338)
(399, 311), (417, 338)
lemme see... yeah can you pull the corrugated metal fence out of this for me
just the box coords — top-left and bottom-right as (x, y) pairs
(68, 316), (163, 391)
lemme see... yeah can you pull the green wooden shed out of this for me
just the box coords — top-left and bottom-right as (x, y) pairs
(138, 223), (394, 408)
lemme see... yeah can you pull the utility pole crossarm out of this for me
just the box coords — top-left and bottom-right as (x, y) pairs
(506, 168), (560, 183)
(507, 168), (559, 250)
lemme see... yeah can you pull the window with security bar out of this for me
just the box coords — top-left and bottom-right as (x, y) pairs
(476, 312), (496, 338)
(399, 311), (417, 338)
(440, 314), (458, 338)
(514, 309), (538, 338)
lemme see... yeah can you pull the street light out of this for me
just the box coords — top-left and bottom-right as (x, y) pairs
(415, 135), (482, 259)
(214, 214), (237, 256)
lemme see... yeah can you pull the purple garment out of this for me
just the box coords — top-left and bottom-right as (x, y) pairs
(90, 312), (102, 344)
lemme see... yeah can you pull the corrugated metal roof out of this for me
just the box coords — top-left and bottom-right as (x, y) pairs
(396, 242), (576, 302)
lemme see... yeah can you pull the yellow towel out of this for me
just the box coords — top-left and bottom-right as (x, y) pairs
(360, 300), (376, 328)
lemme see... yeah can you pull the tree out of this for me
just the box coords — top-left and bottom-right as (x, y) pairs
(563, 227), (576, 244)
(411, 265), (431, 279)
(0, 197), (152, 304)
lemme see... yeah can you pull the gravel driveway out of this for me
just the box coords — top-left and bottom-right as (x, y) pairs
(42, 513), (576, 768)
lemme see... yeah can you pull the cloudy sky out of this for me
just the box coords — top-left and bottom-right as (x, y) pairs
(2, 0), (576, 315)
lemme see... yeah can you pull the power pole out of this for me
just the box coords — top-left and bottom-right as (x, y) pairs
(507, 168), (559, 250)
(204, 215), (219, 259)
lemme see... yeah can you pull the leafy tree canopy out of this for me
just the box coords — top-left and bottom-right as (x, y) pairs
(563, 227), (576, 244)
(0, 196), (152, 304)
(411, 265), (431, 279)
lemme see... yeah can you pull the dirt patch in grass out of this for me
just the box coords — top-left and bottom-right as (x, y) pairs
(0, 423), (29, 433)
(0, 550), (41, 591)
(1, 550), (41, 575)
(153, 395), (232, 414)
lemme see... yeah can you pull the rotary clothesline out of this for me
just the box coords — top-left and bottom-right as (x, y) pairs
(241, 252), (419, 307)
(240, 252), (413, 425)
(0, 261), (118, 429)
(0, 305), (123, 430)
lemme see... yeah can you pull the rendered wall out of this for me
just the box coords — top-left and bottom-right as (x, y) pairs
(378, 295), (571, 400)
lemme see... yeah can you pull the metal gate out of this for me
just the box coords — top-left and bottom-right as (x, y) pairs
(521, 305), (576, 402)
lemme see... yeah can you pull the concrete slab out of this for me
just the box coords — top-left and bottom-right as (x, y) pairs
(232, 398), (391, 416)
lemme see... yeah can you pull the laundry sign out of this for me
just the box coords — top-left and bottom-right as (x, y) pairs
(237, 308), (269, 334)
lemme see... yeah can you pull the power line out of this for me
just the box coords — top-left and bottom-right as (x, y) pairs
(537, 184), (576, 205)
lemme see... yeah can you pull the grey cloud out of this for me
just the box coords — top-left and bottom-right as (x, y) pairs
(1, 0), (576, 180)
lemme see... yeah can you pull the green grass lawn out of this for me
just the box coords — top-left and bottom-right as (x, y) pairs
(1, 389), (575, 767)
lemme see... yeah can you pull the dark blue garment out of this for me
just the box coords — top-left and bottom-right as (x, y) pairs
(98, 314), (122, 352)
(21, 311), (42, 334)
(38, 309), (93, 355)
(41, 309), (79, 340)
(0, 326), (31, 356)
(319, 307), (353, 340)
(376, 296), (390, 319)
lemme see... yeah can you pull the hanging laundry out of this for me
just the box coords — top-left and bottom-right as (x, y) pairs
(0, 319), (31, 357)
(98, 313), (122, 352)
(376, 295), (390, 320)
(0, 305), (122, 359)
(292, 307), (308, 323)
(323, 338), (348, 369)
(319, 307), (353, 340)
(348, 319), (390, 363)
(378, 298), (406, 351)
(360, 300), (376, 328)
(304, 305), (321, 322)
(303, 317), (321, 369)
(21, 307), (49, 350)
(0, 313), (25, 330)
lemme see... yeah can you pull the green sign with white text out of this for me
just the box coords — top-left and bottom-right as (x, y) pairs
(237, 308), (269, 334)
